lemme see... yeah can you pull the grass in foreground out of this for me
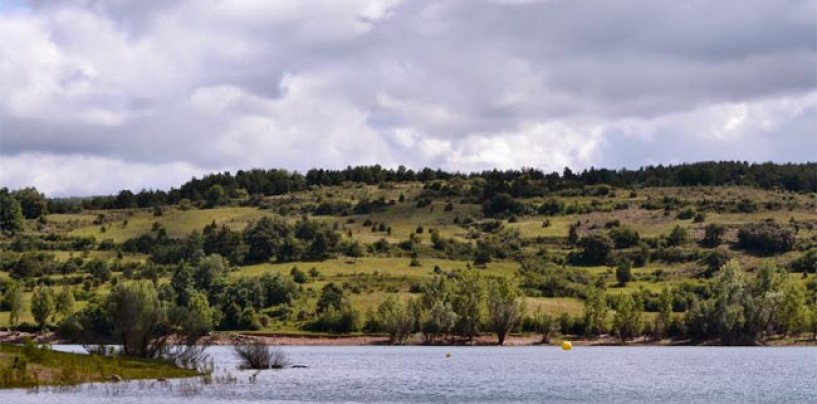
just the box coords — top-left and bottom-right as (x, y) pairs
(0, 342), (198, 389)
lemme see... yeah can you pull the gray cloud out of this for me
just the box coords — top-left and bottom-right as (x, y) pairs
(0, 0), (815, 196)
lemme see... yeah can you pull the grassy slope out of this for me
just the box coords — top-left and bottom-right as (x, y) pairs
(2, 185), (815, 330)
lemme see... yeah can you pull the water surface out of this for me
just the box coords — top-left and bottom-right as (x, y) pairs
(1, 346), (815, 403)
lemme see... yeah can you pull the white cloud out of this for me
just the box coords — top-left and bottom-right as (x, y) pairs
(0, 0), (815, 196)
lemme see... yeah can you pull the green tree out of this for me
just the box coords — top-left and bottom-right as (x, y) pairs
(205, 184), (228, 208)
(487, 278), (525, 346)
(11, 187), (48, 219)
(702, 223), (727, 248)
(55, 288), (76, 320)
(31, 285), (55, 330)
(107, 281), (168, 358)
(421, 300), (458, 344)
(375, 296), (415, 344)
(317, 283), (345, 313)
(6, 282), (25, 330)
(778, 281), (806, 337)
(172, 291), (215, 345)
(615, 260), (633, 286)
(808, 304), (817, 341)
(576, 233), (613, 265)
(0, 189), (25, 234)
(567, 225), (579, 247)
(667, 225), (688, 247)
(612, 294), (643, 344)
(452, 270), (484, 342)
(533, 308), (556, 344)
(711, 261), (748, 345)
(583, 283), (608, 338)
(654, 287), (672, 339)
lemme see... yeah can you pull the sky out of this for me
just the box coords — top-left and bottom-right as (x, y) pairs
(0, 0), (815, 197)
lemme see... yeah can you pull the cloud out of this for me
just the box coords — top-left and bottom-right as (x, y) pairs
(0, 0), (814, 196)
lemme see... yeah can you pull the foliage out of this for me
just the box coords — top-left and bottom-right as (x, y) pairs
(612, 294), (643, 344)
(486, 278), (524, 345)
(0, 189), (25, 234)
(736, 222), (795, 255)
(31, 285), (55, 330)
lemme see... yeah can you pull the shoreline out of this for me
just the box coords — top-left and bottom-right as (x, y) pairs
(3, 331), (814, 347)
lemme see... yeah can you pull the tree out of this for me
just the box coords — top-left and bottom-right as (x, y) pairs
(567, 225), (579, 246)
(700, 249), (732, 278)
(702, 223), (727, 248)
(711, 261), (748, 345)
(421, 300), (458, 344)
(317, 283), (345, 313)
(777, 281), (806, 337)
(654, 287), (672, 339)
(582, 284), (608, 338)
(612, 294), (643, 344)
(11, 187), (48, 219)
(452, 270), (484, 342)
(193, 253), (230, 291)
(666, 225), (688, 247)
(576, 234), (613, 265)
(615, 260), (633, 286)
(6, 282), (25, 330)
(0, 189), (25, 234)
(375, 296), (415, 344)
(171, 291), (215, 345)
(205, 184), (228, 208)
(107, 282), (168, 358)
(609, 226), (640, 249)
(808, 304), (817, 341)
(533, 308), (556, 344)
(55, 288), (76, 320)
(487, 278), (524, 346)
(31, 285), (55, 330)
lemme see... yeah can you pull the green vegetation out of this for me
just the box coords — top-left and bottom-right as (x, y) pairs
(1, 162), (816, 346)
(0, 340), (197, 389)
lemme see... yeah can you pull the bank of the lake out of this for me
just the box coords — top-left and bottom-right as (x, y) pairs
(0, 343), (199, 389)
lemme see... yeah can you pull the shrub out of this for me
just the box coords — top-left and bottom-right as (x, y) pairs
(234, 341), (291, 369)
(737, 222), (795, 255)
(790, 249), (817, 274)
(702, 223), (727, 248)
(575, 234), (614, 265)
(609, 226), (640, 249)
(677, 207), (697, 220)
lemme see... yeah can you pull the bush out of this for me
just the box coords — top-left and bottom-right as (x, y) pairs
(575, 234), (614, 265)
(702, 223), (727, 248)
(56, 316), (84, 342)
(736, 222), (795, 255)
(234, 341), (291, 369)
(609, 226), (640, 249)
(790, 249), (817, 274)
(677, 207), (697, 220)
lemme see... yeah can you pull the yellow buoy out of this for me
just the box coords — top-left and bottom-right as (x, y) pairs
(561, 341), (572, 351)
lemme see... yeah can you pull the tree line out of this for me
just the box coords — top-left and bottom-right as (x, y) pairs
(2, 161), (810, 215)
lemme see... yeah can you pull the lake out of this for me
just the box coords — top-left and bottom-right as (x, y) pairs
(1, 346), (815, 403)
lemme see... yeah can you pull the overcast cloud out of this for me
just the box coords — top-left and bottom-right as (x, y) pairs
(0, 0), (815, 196)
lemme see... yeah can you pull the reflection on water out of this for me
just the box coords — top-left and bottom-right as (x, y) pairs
(1, 346), (816, 403)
